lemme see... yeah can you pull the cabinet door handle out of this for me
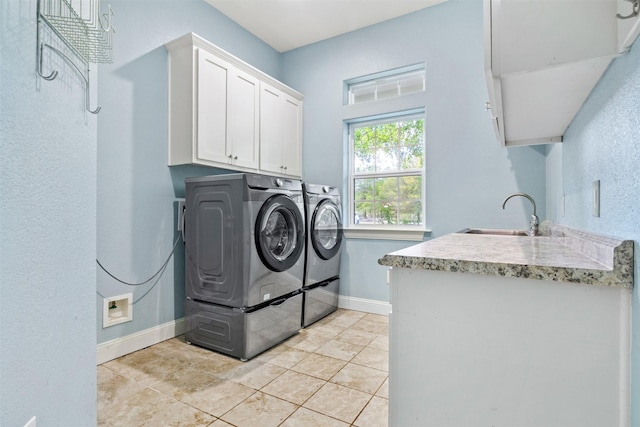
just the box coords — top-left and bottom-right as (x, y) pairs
(283, 166), (287, 170)
(234, 156), (238, 160)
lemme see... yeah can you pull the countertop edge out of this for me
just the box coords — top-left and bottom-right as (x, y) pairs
(378, 223), (634, 288)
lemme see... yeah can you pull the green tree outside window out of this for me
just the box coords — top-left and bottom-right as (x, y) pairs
(352, 118), (424, 226)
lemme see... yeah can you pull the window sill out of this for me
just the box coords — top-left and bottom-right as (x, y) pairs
(343, 227), (431, 241)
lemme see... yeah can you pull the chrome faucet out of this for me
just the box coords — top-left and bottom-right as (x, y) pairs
(501, 192), (538, 237)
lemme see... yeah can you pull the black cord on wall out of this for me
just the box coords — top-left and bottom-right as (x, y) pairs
(96, 234), (182, 304)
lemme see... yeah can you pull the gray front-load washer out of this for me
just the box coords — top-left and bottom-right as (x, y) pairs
(184, 173), (305, 359)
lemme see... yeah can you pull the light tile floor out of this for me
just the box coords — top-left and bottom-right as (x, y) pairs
(98, 309), (389, 427)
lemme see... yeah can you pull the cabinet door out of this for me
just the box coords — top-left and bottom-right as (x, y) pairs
(484, 0), (616, 146)
(492, 0), (616, 75)
(281, 94), (302, 177)
(196, 49), (230, 164)
(259, 83), (284, 175)
(228, 69), (259, 169)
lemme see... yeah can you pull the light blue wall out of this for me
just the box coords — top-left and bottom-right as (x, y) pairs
(281, 0), (547, 301)
(4, 0), (633, 422)
(96, 0), (281, 344)
(97, 0), (546, 331)
(545, 39), (640, 423)
(1, 1), (97, 425)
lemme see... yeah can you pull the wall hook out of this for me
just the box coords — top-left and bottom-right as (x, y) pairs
(99, 5), (115, 33)
(39, 43), (101, 114)
(37, 42), (58, 81)
(36, 0), (114, 113)
(617, 0), (639, 19)
(85, 73), (102, 114)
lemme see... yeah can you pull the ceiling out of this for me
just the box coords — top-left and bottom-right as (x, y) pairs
(205, 0), (448, 52)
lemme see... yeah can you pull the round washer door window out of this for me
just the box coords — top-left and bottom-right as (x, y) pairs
(255, 195), (305, 272)
(311, 200), (342, 260)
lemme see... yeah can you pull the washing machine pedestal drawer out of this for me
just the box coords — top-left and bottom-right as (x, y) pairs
(185, 293), (302, 360)
(302, 278), (339, 328)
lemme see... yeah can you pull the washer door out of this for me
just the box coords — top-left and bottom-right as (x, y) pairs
(311, 199), (342, 260)
(255, 194), (305, 272)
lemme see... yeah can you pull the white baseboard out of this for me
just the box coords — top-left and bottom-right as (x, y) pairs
(96, 298), (389, 364)
(338, 295), (391, 316)
(97, 318), (186, 365)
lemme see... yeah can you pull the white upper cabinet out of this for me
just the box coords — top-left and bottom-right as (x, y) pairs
(485, 0), (622, 146)
(166, 33), (303, 177)
(259, 83), (303, 178)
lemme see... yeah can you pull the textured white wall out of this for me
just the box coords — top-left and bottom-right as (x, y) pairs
(0, 1), (97, 425)
(547, 38), (640, 424)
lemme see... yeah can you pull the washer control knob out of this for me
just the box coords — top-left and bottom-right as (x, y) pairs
(322, 186), (331, 193)
(275, 178), (284, 187)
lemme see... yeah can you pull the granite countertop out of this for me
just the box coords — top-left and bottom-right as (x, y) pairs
(378, 221), (634, 288)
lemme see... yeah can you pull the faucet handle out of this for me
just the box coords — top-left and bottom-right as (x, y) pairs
(529, 214), (539, 237)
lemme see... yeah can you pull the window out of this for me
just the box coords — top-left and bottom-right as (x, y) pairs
(346, 64), (425, 105)
(348, 111), (425, 229)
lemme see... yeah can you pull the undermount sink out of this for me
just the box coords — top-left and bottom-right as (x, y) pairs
(458, 228), (530, 236)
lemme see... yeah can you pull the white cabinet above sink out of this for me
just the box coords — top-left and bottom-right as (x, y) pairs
(484, 0), (622, 146)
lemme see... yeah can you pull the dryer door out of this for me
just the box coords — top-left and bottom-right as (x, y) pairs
(311, 199), (342, 260)
(255, 194), (305, 272)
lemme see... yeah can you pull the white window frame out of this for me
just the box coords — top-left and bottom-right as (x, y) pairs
(345, 109), (427, 241)
(345, 63), (426, 105)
